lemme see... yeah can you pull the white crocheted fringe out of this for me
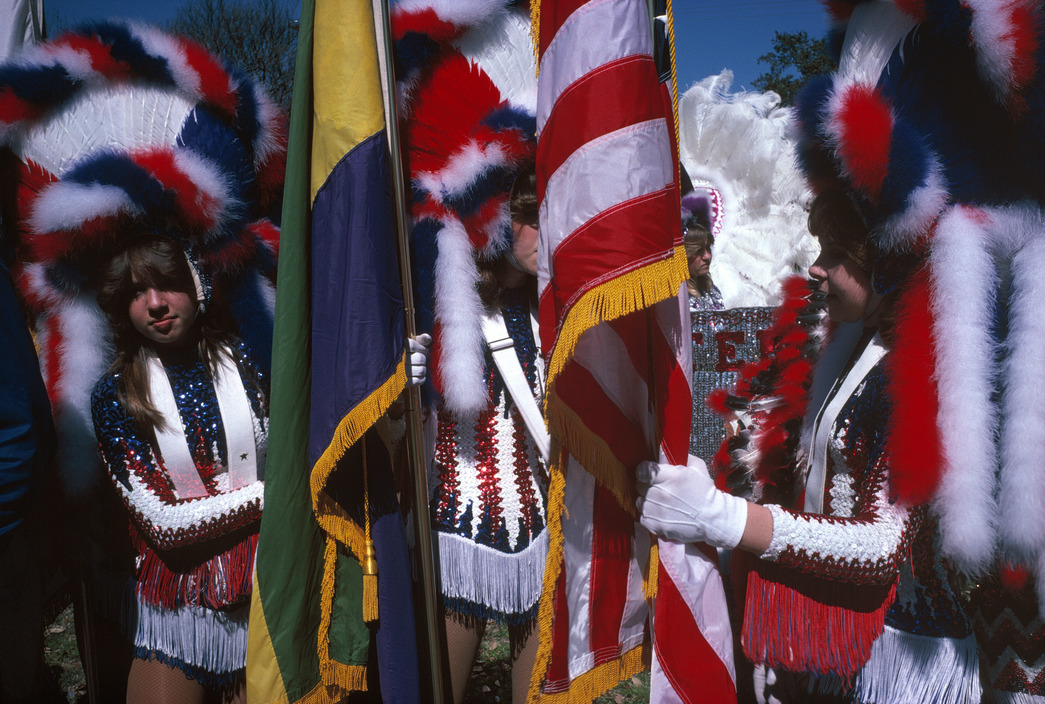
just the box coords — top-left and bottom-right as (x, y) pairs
(135, 599), (249, 675)
(852, 626), (981, 704)
(985, 688), (1045, 704)
(437, 528), (547, 617)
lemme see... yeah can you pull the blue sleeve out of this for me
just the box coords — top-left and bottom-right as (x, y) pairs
(0, 262), (54, 536)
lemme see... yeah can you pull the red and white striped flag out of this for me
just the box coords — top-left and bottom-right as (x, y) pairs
(529, 0), (737, 701)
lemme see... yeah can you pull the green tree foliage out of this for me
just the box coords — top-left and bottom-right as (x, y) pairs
(167, 0), (297, 112)
(752, 30), (835, 106)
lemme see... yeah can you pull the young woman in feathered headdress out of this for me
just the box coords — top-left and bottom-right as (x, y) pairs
(639, 185), (979, 703)
(393, 3), (546, 700)
(0, 20), (286, 701)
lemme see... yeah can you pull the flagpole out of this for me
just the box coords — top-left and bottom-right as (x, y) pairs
(374, 1), (450, 701)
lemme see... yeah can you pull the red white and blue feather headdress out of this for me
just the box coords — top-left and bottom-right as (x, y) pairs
(0, 21), (286, 494)
(393, 0), (537, 416)
(794, 0), (1045, 589)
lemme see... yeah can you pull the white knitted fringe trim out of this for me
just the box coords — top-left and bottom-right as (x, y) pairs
(853, 626), (981, 704)
(437, 528), (547, 617)
(135, 599), (249, 674)
(985, 688), (1045, 704)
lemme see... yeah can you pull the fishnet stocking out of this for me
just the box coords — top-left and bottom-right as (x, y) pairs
(445, 612), (485, 704)
(125, 657), (245, 704)
(445, 612), (540, 703)
(126, 658), (205, 704)
(509, 621), (538, 703)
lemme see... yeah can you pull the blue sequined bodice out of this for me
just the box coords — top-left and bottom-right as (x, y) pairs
(91, 343), (267, 477)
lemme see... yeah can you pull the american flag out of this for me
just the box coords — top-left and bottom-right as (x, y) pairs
(529, 0), (737, 701)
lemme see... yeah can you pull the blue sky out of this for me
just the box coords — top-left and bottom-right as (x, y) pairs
(44, 0), (828, 92)
(674, 1), (829, 91)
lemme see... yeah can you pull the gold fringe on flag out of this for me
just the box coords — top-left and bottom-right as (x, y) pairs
(318, 536), (369, 692)
(310, 356), (408, 689)
(529, 213), (688, 704)
(543, 246), (688, 510)
(536, 647), (648, 704)
(644, 542), (659, 601)
(545, 247), (688, 396)
(310, 356), (406, 562)
(528, 452), (566, 704)
(525, 446), (653, 704)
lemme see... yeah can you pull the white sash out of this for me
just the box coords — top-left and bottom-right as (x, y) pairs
(803, 332), (887, 514)
(145, 344), (259, 499)
(482, 309), (550, 464)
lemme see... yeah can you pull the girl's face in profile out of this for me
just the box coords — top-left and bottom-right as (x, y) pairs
(688, 241), (712, 278)
(510, 220), (539, 277)
(809, 237), (873, 324)
(128, 274), (198, 347)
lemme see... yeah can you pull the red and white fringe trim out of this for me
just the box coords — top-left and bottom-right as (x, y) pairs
(741, 565), (896, 679)
(135, 531), (258, 610)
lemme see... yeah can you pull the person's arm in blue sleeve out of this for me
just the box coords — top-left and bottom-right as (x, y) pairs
(0, 260), (53, 538)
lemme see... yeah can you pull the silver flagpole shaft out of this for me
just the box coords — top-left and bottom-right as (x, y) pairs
(374, 1), (449, 701)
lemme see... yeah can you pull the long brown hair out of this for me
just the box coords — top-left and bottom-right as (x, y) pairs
(807, 189), (873, 272)
(96, 235), (234, 432)
(807, 190), (897, 337)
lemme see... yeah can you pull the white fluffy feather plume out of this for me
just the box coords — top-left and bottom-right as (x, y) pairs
(678, 71), (817, 308)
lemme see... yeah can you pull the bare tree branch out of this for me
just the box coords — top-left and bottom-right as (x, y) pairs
(167, 0), (297, 112)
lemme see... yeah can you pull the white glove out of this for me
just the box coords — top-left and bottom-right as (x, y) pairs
(635, 455), (748, 549)
(406, 333), (432, 388)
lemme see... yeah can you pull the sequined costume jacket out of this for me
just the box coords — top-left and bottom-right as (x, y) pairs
(972, 570), (1045, 702)
(689, 284), (724, 312)
(744, 328), (978, 703)
(90, 342), (267, 685)
(430, 288), (547, 624)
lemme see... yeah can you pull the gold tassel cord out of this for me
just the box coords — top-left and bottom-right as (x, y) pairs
(361, 438), (379, 624)
(666, 0), (679, 160)
(530, 0), (542, 75)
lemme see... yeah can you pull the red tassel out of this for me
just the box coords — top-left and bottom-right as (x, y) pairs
(709, 275), (823, 498)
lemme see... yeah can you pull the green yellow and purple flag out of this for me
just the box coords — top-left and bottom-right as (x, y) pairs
(245, 0), (419, 701)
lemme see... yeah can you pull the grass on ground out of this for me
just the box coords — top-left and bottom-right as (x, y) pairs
(463, 621), (651, 703)
(47, 607), (650, 703)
